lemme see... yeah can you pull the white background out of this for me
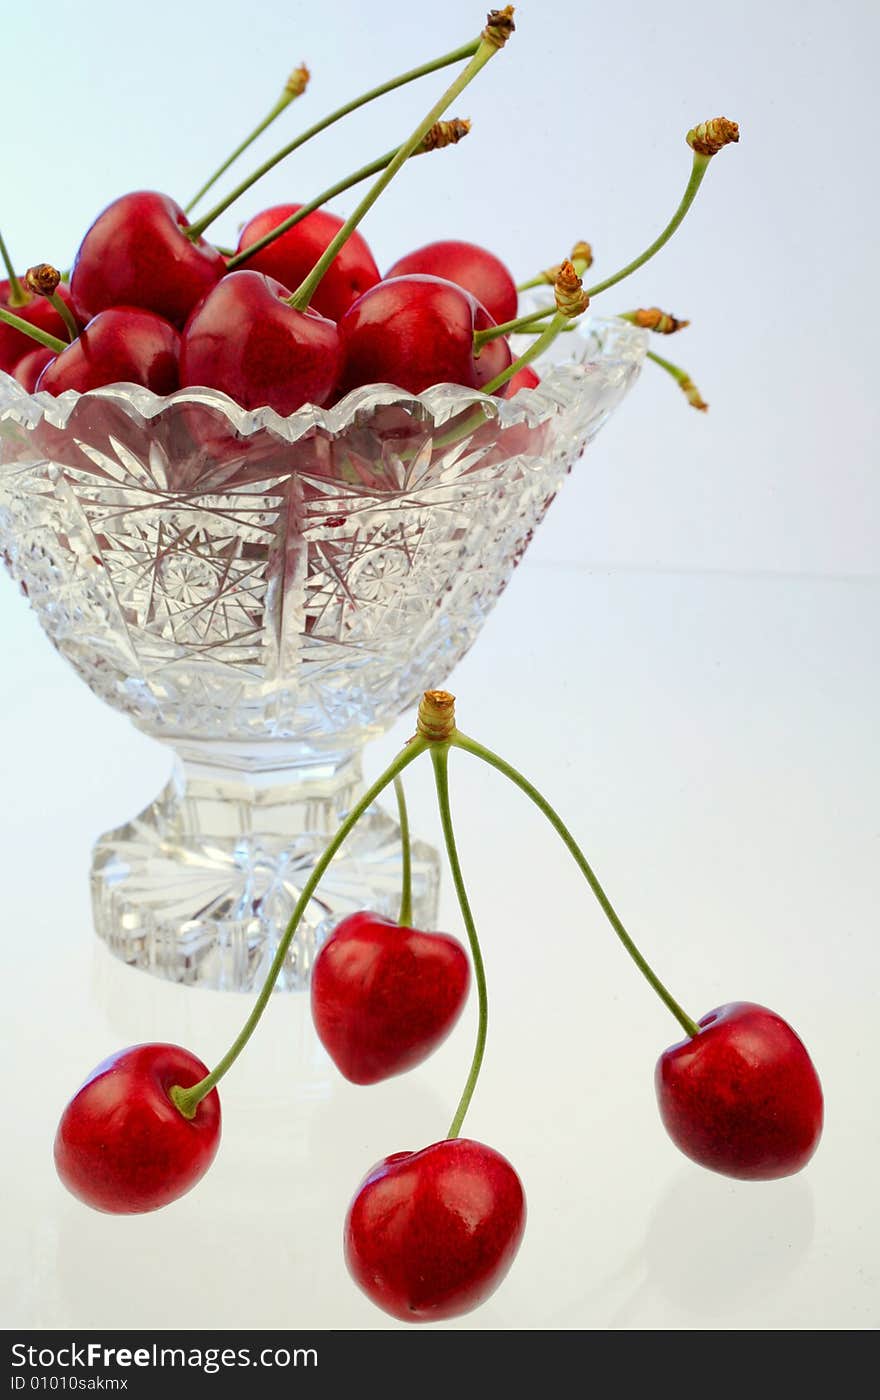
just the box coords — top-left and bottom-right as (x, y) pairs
(1, 0), (878, 1336)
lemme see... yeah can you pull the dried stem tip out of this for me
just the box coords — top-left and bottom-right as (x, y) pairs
(483, 6), (516, 48)
(686, 117), (739, 157)
(626, 307), (690, 335)
(680, 375), (708, 411)
(417, 690), (457, 742)
(554, 260), (590, 318)
(570, 240), (593, 271)
(285, 63), (310, 98)
(25, 263), (61, 298)
(419, 117), (472, 152)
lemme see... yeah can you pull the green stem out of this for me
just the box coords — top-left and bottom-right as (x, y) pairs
(226, 146), (398, 271)
(645, 348), (707, 410)
(451, 731), (700, 1039)
(431, 745), (488, 1139)
(0, 230), (27, 307)
(584, 153), (710, 300)
(186, 87), (302, 215)
(473, 304), (555, 347)
(288, 33), (506, 311)
(0, 305), (66, 353)
(394, 773), (413, 928)
(49, 291), (78, 343)
(516, 272), (549, 293)
(646, 348), (685, 380)
(514, 321), (576, 335)
(170, 736), (429, 1118)
(481, 312), (568, 395)
(186, 40), (479, 239)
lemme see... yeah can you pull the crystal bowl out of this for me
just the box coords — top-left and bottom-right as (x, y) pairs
(0, 317), (646, 989)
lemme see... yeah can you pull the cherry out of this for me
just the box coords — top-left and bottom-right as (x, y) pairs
(12, 347), (56, 391)
(506, 364), (541, 395)
(385, 238), (518, 326)
(655, 1002), (823, 1180)
(179, 269), (341, 414)
(344, 1138), (526, 1321)
(0, 279), (78, 373)
(36, 308), (180, 396)
(338, 274), (512, 397)
(235, 204), (380, 323)
(310, 911), (470, 1084)
(70, 191), (225, 329)
(54, 1043), (221, 1214)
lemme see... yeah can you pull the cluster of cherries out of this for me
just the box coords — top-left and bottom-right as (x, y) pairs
(0, 195), (524, 411)
(0, 6), (732, 423)
(55, 692), (824, 1323)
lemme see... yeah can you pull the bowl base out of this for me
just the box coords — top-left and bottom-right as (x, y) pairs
(90, 753), (440, 991)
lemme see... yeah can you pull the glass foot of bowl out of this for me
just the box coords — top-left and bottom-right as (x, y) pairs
(90, 749), (439, 991)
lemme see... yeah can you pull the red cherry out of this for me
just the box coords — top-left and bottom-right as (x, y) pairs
(344, 1138), (526, 1321)
(70, 191), (225, 328)
(12, 346), (56, 391)
(385, 239), (518, 325)
(36, 308), (180, 395)
(54, 1043), (221, 1214)
(236, 204), (380, 322)
(507, 364), (541, 395)
(310, 911), (470, 1084)
(338, 274), (512, 397)
(180, 270), (341, 414)
(0, 279), (79, 372)
(655, 1002), (823, 1180)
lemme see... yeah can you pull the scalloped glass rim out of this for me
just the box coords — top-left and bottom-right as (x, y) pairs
(0, 314), (647, 441)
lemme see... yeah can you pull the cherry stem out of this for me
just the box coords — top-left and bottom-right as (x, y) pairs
(394, 773), (413, 928)
(481, 312), (568, 395)
(583, 153), (710, 300)
(186, 39), (480, 239)
(185, 74), (309, 215)
(226, 147), (401, 272)
(48, 292), (78, 343)
(474, 304), (558, 347)
(287, 30), (508, 312)
(481, 150), (718, 382)
(510, 150), (712, 317)
(227, 122), (467, 272)
(0, 305), (66, 354)
(169, 736), (430, 1118)
(450, 731), (700, 1038)
(0, 230), (27, 307)
(645, 348), (708, 410)
(431, 744), (489, 1139)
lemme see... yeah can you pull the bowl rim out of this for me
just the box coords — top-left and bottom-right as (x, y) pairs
(0, 315), (647, 442)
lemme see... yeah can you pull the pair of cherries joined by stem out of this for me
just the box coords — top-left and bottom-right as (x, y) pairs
(55, 691), (823, 1323)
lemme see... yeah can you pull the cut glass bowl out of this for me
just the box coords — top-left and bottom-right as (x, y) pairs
(0, 316), (646, 989)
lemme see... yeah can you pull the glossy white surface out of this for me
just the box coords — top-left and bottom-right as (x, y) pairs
(2, 560), (877, 1330)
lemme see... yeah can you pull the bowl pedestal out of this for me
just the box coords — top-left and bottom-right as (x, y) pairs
(91, 744), (439, 991)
